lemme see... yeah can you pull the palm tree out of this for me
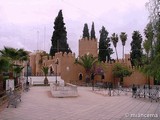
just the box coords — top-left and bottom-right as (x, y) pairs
(17, 48), (28, 62)
(13, 65), (24, 86)
(0, 56), (10, 91)
(0, 47), (16, 79)
(0, 47), (28, 64)
(75, 54), (98, 83)
(0, 56), (10, 74)
(120, 32), (127, 62)
(41, 66), (49, 85)
(111, 33), (119, 61)
(75, 54), (98, 73)
(0, 47), (28, 78)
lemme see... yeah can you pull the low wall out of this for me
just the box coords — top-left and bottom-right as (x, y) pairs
(28, 76), (64, 85)
(50, 83), (78, 97)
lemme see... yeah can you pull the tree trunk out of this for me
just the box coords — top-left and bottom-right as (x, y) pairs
(44, 76), (48, 85)
(9, 72), (14, 79)
(147, 52), (149, 63)
(120, 77), (123, 86)
(115, 47), (119, 61)
(123, 46), (124, 62)
(0, 74), (4, 92)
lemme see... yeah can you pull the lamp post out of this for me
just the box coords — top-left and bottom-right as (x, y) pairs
(26, 62), (29, 85)
(55, 59), (59, 84)
(66, 66), (70, 83)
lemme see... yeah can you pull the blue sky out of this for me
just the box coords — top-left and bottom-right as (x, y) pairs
(0, 0), (149, 58)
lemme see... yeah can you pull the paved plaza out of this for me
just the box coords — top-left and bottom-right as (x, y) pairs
(0, 86), (160, 120)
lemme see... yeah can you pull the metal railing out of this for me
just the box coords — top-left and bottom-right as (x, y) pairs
(132, 85), (160, 102)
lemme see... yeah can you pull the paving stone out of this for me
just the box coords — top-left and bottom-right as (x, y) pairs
(0, 86), (159, 120)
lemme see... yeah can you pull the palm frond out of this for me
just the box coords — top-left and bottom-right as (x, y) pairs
(75, 54), (98, 72)
(41, 66), (49, 76)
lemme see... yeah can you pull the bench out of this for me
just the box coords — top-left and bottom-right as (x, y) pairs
(32, 80), (44, 85)
(6, 90), (21, 108)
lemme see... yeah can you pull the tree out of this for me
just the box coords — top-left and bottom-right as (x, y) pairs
(0, 47), (28, 89)
(13, 65), (24, 86)
(142, 22), (160, 84)
(0, 47), (18, 65)
(137, 23), (154, 85)
(0, 47), (28, 79)
(130, 31), (143, 67)
(41, 66), (49, 85)
(13, 66), (24, 78)
(0, 47), (28, 64)
(0, 56), (10, 74)
(112, 63), (132, 86)
(75, 54), (97, 73)
(75, 54), (98, 83)
(17, 48), (28, 62)
(50, 10), (72, 56)
(143, 39), (151, 63)
(0, 56), (10, 91)
(111, 33), (119, 61)
(120, 32), (127, 62)
(83, 23), (89, 39)
(144, 0), (160, 84)
(99, 26), (113, 62)
(90, 22), (96, 39)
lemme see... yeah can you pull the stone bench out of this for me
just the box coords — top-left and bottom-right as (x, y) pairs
(32, 80), (44, 85)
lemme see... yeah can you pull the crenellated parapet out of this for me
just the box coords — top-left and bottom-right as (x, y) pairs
(41, 52), (76, 61)
(80, 37), (97, 42)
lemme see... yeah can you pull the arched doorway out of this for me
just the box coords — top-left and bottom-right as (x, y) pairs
(91, 67), (105, 90)
(78, 73), (83, 81)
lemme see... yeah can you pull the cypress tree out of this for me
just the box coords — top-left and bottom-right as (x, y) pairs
(90, 22), (96, 39)
(99, 26), (113, 62)
(82, 23), (89, 39)
(50, 10), (72, 56)
(130, 31), (143, 67)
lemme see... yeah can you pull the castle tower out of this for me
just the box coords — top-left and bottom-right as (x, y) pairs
(79, 38), (98, 57)
(29, 52), (36, 76)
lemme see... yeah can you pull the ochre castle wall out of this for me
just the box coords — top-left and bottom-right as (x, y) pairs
(29, 39), (152, 86)
(124, 70), (154, 86)
(79, 38), (98, 57)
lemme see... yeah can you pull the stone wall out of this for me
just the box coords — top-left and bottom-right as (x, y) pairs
(29, 40), (151, 86)
(79, 38), (98, 57)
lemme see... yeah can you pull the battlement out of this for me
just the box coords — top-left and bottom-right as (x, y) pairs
(79, 37), (97, 42)
(101, 54), (131, 68)
(41, 52), (76, 61)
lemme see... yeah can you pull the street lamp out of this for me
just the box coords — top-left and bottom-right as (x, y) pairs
(55, 59), (59, 84)
(26, 62), (29, 85)
(66, 66), (70, 83)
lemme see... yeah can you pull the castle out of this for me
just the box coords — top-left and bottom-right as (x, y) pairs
(29, 38), (153, 86)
